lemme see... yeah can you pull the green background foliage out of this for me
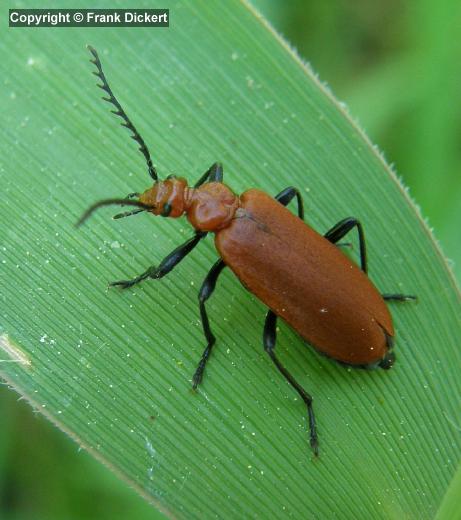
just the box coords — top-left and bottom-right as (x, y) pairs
(1, 1), (460, 519)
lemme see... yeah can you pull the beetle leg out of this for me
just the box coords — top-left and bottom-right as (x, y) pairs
(382, 293), (417, 302)
(275, 187), (304, 220)
(324, 217), (367, 273)
(263, 310), (319, 457)
(194, 162), (223, 188)
(109, 232), (207, 289)
(192, 259), (227, 388)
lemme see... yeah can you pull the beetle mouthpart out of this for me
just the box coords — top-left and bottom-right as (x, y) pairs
(112, 208), (147, 220)
(76, 198), (155, 227)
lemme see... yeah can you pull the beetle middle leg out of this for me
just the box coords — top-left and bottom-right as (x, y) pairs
(263, 310), (319, 456)
(324, 217), (368, 273)
(192, 259), (227, 388)
(109, 232), (207, 289)
(275, 186), (304, 220)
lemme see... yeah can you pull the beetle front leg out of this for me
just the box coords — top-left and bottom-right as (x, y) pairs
(192, 259), (227, 388)
(263, 310), (319, 457)
(109, 232), (207, 289)
(194, 162), (223, 188)
(324, 217), (367, 273)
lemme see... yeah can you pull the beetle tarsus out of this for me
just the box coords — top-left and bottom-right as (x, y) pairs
(192, 353), (209, 389)
(382, 293), (417, 302)
(310, 429), (320, 458)
(192, 342), (214, 389)
(109, 276), (148, 289)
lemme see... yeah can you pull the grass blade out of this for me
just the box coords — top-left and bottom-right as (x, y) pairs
(1, 2), (460, 518)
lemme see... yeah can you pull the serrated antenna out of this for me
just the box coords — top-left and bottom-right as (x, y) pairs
(87, 45), (158, 181)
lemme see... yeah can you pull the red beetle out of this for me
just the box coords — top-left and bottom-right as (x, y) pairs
(79, 47), (415, 456)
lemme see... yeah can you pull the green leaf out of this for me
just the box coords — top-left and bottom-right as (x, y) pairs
(1, 1), (460, 518)
(436, 462), (461, 520)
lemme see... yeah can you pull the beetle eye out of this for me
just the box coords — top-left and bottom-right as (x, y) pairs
(162, 202), (172, 217)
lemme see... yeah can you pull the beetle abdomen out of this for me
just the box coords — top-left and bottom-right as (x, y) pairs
(215, 189), (394, 366)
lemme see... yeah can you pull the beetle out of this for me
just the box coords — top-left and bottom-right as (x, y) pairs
(78, 46), (415, 456)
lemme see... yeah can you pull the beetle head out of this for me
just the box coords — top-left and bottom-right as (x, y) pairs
(139, 176), (188, 218)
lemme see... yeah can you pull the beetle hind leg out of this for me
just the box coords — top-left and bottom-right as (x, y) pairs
(263, 310), (319, 457)
(382, 293), (417, 302)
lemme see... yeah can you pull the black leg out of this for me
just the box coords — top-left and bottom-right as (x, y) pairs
(194, 162), (223, 188)
(263, 310), (319, 456)
(274, 188), (353, 252)
(110, 232), (207, 289)
(382, 293), (417, 302)
(192, 259), (227, 388)
(275, 186), (304, 220)
(324, 217), (367, 274)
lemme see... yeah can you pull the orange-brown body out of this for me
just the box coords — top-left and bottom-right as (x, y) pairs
(83, 46), (411, 456)
(216, 189), (394, 366)
(140, 178), (394, 366)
